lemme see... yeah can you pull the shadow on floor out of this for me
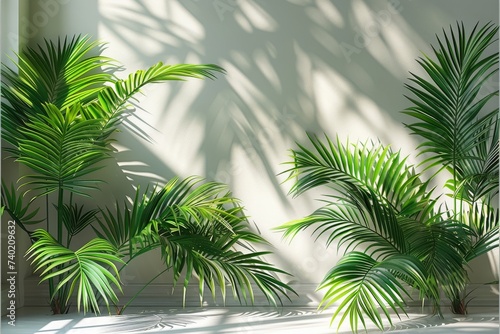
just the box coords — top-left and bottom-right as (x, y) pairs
(1, 307), (498, 334)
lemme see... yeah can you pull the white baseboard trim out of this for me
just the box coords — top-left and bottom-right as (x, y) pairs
(21, 276), (321, 308)
(19, 276), (499, 311)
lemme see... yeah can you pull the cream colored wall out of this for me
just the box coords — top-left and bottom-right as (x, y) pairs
(2, 0), (19, 311)
(15, 0), (500, 304)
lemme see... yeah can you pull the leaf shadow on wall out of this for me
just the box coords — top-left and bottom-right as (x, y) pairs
(95, 0), (499, 286)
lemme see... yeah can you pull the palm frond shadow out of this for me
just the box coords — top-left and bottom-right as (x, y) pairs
(58, 309), (204, 333)
(95, 1), (410, 205)
(372, 314), (500, 333)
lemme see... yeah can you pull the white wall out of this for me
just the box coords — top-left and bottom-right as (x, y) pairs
(1, 0), (30, 312)
(12, 0), (500, 306)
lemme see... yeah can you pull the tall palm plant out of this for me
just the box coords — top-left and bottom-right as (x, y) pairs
(2, 35), (294, 314)
(278, 22), (498, 333)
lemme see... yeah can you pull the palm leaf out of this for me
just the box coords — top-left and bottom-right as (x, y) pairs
(26, 229), (124, 314)
(94, 185), (163, 257)
(284, 134), (432, 217)
(1, 35), (115, 146)
(462, 204), (499, 262)
(1, 182), (41, 237)
(159, 232), (294, 308)
(16, 103), (110, 197)
(279, 188), (408, 259)
(95, 177), (242, 256)
(402, 21), (499, 309)
(95, 176), (295, 307)
(60, 203), (98, 244)
(82, 62), (225, 140)
(152, 181), (295, 306)
(446, 117), (499, 202)
(403, 22), (499, 171)
(319, 252), (427, 333)
(408, 218), (468, 302)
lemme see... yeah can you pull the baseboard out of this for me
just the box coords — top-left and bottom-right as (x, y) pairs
(405, 283), (500, 308)
(21, 275), (499, 311)
(22, 276), (321, 309)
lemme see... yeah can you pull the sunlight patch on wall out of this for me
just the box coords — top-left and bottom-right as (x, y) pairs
(488, 251), (499, 280)
(98, 0), (206, 63)
(229, 50), (252, 70)
(239, 0), (277, 32)
(254, 49), (281, 92)
(234, 11), (253, 33)
(350, 0), (417, 79)
(316, 0), (344, 28)
(167, 1), (205, 44)
(97, 6), (165, 63)
(221, 60), (272, 115)
(293, 42), (314, 95)
(312, 64), (354, 135)
(310, 26), (342, 57)
(153, 121), (206, 178)
(306, 0), (344, 29)
(382, 22), (421, 74)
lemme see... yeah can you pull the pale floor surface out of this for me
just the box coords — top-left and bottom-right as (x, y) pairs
(1, 306), (498, 334)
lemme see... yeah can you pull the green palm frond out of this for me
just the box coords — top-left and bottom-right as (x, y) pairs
(279, 21), (498, 333)
(61, 203), (98, 244)
(279, 188), (407, 259)
(284, 135), (431, 217)
(409, 219), (468, 301)
(446, 118), (499, 202)
(95, 180), (291, 312)
(1, 35), (115, 146)
(83, 62), (225, 140)
(159, 232), (293, 308)
(16, 103), (110, 197)
(94, 185), (162, 257)
(403, 22), (499, 171)
(319, 252), (427, 333)
(150, 178), (294, 306)
(464, 226), (499, 263)
(26, 229), (124, 314)
(1, 182), (41, 237)
(402, 21), (499, 310)
(2, 34), (246, 316)
(462, 204), (499, 262)
(95, 177), (244, 255)
(1, 182), (41, 226)
(279, 133), (472, 325)
(96, 176), (294, 307)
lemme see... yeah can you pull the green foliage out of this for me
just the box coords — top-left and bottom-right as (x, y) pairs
(1, 35), (293, 314)
(26, 229), (123, 314)
(95, 177), (294, 312)
(278, 22), (498, 332)
(16, 103), (110, 197)
(1, 182), (41, 236)
(1, 36), (115, 146)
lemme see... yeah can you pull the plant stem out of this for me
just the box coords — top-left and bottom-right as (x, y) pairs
(57, 187), (64, 245)
(46, 193), (50, 232)
(119, 267), (170, 314)
(56, 186), (65, 311)
(45, 192), (56, 311)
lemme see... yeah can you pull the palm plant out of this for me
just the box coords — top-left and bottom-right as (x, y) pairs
(278, 22), (498, 332)
(1, 35), (294, 315)
(94, 177), (293, 314)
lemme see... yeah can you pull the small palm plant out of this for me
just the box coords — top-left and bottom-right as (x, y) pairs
(1, 35), (294, 314)
(278, 22), (498, 332)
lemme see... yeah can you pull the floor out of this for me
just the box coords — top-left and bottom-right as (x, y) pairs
(1, 306), (498, 334)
